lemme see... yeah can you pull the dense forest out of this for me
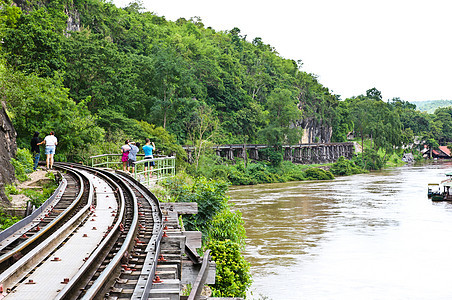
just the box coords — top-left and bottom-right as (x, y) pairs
(0, 0), (336, 162)
(2, 0), (452, 164)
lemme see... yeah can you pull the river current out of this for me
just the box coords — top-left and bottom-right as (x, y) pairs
(229, 161), (452, 300)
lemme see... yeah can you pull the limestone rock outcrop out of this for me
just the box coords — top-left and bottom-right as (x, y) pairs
(296, 117), (332, 144)
(0, 101), (17, 206)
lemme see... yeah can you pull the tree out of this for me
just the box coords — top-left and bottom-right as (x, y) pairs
(186, 104), (219, 171)
(259, 88), (303, 146)
(0, 65), (104, 162)
(3, 7), (66, 76)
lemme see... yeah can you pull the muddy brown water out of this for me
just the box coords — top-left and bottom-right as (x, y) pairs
(229, 161), (452, 300)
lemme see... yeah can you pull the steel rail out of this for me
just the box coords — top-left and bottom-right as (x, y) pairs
(115, 174), (164, 300)
(0, 173), (66, 244)
(79, 168), (138, 300)
(0, 168), (83, 267)
(188, 249), (211, 300)
(0, 165), (94, 291)
(50, 164), (138, 299)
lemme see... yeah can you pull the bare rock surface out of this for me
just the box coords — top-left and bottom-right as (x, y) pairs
(10, 169), (49, 208)
(0, 101), (17, 206)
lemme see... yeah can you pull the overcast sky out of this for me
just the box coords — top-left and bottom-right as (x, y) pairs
(112, 0), (452, 102)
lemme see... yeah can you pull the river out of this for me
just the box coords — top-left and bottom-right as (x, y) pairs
(228, 161), (452, 300)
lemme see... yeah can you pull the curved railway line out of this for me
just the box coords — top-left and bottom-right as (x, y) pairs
(0, 163), (171, 300)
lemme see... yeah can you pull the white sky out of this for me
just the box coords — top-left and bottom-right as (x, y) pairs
(112, 0), (452, 102)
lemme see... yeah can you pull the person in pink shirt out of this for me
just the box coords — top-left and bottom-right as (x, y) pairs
(121, 140), (131, 171)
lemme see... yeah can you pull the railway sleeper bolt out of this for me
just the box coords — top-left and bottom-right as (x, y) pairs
(25, 279), (36, 284)
(164, 216), (168, 222)
(22, 234), (27, 238)
(35, 226), (41, 231)
(61, 278), (70, 284)
(152, 276), (163, 283)
(158, 254), (166, 262)
(92, 227), (97, 230)
(91, 218), (95, 221)
(84, 257), (89, 261)
(163, 225), (168, 230)
(52, 257), (61, 261)
(83, 233), (88, 237)
(162, 231), (168, 238)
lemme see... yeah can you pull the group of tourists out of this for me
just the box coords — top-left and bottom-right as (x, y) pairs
(30, 131), (58, 171)
(30, 131), (156, 176)
(121, 138), (156, 176)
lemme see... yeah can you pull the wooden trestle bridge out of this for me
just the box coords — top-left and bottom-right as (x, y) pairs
(184, 142), (356, 164)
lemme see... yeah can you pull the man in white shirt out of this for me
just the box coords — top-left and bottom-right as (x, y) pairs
(39, 131), (58, 170)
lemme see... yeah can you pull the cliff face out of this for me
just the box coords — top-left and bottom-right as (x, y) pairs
(0, 102), (17, 206)
(297, 117), (332, 144)
(13, 0), (81, 35)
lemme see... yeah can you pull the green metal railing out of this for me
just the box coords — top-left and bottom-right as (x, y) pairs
(90, 154), (123, 169)
(89, 154), (176, 186)
(132, 156), (176, 186)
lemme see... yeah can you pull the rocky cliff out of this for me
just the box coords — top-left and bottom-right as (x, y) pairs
(297, 117), (332, 144)
(0, 101), (17, 206)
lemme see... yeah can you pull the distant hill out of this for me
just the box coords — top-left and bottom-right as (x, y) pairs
(411, 100), (452, 114)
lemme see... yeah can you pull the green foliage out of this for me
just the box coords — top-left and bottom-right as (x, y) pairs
(329, 156), (365, 176)
(3, 7), (66, 76)
(258, 147), (283, 167)
(226, 161), (281, 185)
(0, 66), (105, 162)
(207, 239), (252, 298)
(303, 167), (334, 180)
(354, 149), (386, 170)
(24, 173), (58, 207)
(386, 152), (405, 167)
(207, 208), (246, 247)
(0, 209), (21, 230)
(4, 184), (19, 195)
(161, 175), (229, 237)
(11, 148), (33, 182)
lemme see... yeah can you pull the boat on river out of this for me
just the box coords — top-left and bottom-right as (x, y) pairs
(429, 172), (452, 201)
(428, 183), (441, 199)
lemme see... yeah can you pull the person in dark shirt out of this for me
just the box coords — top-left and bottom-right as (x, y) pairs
(30, 131), (41, 171)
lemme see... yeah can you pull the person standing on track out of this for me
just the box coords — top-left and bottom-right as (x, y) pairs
(30, 131), (41, 171)
(142, 138), (155, 178)
(121, 140), (131, 172)
(39, 131), (58, 170)
(127, 142), (139, 173)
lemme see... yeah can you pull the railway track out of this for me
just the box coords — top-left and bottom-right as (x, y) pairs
(0, 163), (165, 299)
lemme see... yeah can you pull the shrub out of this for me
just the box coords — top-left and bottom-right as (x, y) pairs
(207, 239), (252, 298)
(11, 148), (34, 182)
(259, 147), (283, 167)
(329, 156), (364, 176)
(162, 175), (229, 238)
(303, 167), (334, 180)
(207, 208), (246, 247)
(356, 149), (386, 170)
(0, 209), (21, 230)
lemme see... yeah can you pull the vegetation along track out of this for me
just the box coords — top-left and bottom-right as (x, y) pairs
(0, 163), (164, 300)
